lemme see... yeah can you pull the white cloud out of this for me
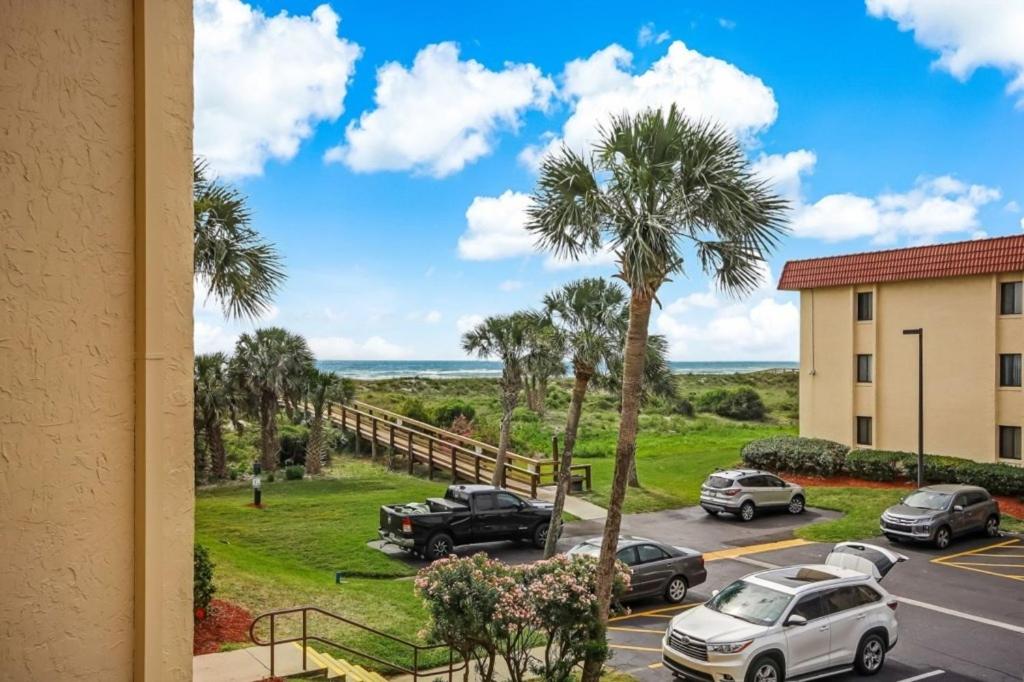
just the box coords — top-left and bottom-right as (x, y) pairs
(1005, 200), (1020, 213)
(194, 320), (238, 355)
(657, 293), (798, 361)
(521, 41), (778, 168)
(307, 335), (410, 359)
(542, 243), (618, 271)
(718, 18), (737, 30)
(792, 175), (1001, 243)
(867, 0), (1024, 106)
(457, 190), (536, 260)
(638, 23), (671, 47)
(456, 314), (485, 334)
(751, 150), (817, 204)
(194, 0), (361, 177)
(499, 280), (524, 292)
(326, 42), (553, 177)
(424, 310), (442, 324)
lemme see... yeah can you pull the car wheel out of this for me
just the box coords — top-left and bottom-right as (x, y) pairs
(739, 501), (756, 522)
(532, 522), (549, 549)
(745, 655), (782, 682)
(426, 533), (454, 561)
(934, 525), (952, 550)
(788, 495), (806, 515)
(664, 576), (688, 604)
(855, 632), (886, 675)
(985, 515), (1000, 538)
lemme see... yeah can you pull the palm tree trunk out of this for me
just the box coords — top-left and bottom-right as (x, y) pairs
(491, 386), (517, 487)
(307, 411), (324, 475)
(628, 456), (641, 488)
(259, 391), (279, 471)
(544, 366), (591, 558)
(228, 401), (244, 435)
(580, 290), (653, 682)
(537, 376), (549, 416)
(207, 414), (227, 480)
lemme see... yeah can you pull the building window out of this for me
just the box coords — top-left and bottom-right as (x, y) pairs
(999, 426), (1021, 460)
(856, 354), (872, 383)
(856, 416), (872, 446)
(857, 292), (873, 321)
(999, 354), (1022, 387)
(1000, 281), (1022, 315)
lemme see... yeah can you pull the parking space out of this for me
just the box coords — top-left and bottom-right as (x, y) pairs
(607, 529), (1024, 682)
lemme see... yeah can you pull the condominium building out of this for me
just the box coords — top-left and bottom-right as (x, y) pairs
(779, 235), (1024, 465)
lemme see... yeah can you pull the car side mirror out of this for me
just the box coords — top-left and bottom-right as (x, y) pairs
(785, 614), (808, 627)
(953, 505), (964, 512)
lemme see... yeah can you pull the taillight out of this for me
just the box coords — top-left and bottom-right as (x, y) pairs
(698, 556), (705, 569)
(887, 600), (898, 611)
(723, 488), (740, 497)
(402, 517), (412, 534)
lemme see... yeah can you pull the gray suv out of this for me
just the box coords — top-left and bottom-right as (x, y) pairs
(700, 469), (806, 522)
(880, 484), (1001, 549)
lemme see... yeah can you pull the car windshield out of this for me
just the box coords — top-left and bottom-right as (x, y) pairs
(902, 490), (952, 510)
(706, 476), (734, 489)
(705, 580), (792, 626)
(569, 542), (600, 557)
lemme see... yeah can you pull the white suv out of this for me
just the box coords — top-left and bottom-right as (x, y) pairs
(662, 543), (906, 682)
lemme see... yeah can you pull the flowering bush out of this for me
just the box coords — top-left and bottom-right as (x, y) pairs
(415, 553), (630, 682)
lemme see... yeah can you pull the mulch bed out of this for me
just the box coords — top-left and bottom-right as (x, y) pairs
(784, 473), (1024, 519)
(194, 599), (254, 655)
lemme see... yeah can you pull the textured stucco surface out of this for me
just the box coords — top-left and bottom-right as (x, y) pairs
(799, 274), (1022, 464)
(0, 1), (194, 679)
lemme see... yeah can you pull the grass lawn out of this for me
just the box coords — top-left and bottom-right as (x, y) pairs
(196, 458), (455, 668)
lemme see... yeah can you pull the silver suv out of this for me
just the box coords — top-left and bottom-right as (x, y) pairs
(880, 484), (1001, 549)
(700, 469), (806, 522)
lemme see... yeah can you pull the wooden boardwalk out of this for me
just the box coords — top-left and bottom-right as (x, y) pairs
(322, 401), (592, 498)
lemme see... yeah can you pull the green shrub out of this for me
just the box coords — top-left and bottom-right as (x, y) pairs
(285, 465), (304, 480)
(194, 543), (215, 617)
(846, 450), (903, 482)
(713, 388), (766, 420)
(695, 388), (730, 413)
(903, 454), (1024, 496)
(670, 398), (695, 417)
(279, 422), (309, 466)
(741, 436), (849, 476)
(431, 401), (476, 427)
(399, 397), (431, 424)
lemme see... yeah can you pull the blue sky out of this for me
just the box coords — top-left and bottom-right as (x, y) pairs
(193, 0), (1024, 361)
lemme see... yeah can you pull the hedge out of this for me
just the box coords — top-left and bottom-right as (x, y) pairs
(741, 436), (1024, 496)
(740, 436), (848, 477)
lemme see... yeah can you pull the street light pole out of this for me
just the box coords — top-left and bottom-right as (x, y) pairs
(902, 328), (924, 488)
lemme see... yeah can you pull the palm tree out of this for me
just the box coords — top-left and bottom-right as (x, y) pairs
(599, 334), (678, 487)
(231, 327), (315, 471)
(305, 369), (339, 476)
(527, 106), (787, 681)
(194, 158), (286, 319)
(194, 353), (232, 480)
(461, 312), (536, 486)
(522, 315), (566, 416)
(541, 278), (628, 558)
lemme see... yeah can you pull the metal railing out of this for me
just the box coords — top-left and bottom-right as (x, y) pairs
(249, 605), (463, 681)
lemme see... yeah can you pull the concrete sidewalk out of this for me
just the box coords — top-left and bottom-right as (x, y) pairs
(534, 485), (607, 521)
(194, 644), (313, 682)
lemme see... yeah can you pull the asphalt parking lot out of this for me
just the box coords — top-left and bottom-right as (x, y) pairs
(372, 506), (1024, 682)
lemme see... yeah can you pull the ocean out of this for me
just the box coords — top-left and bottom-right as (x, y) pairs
(316, 360), (798, 380)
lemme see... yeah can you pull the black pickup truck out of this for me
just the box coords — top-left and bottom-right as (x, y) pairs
(378, 484), (554, 560)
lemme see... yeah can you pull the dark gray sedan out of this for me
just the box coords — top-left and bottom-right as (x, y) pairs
(566, 536), (706, 603)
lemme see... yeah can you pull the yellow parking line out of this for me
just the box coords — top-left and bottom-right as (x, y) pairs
(705, 538), (814, 562)
(933, 538), (1019, 562)
(948, 562), (1024, 569)
(609, 643), (662, 653)
(609, 625), (665, 634)
(932, 539), (1024, 581)
(648, 662), (664, 669)
(609, 602), (698, 622)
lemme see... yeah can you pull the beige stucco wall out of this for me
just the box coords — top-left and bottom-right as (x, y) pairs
(798, 274), (1024, 464)
(0, 1), (194, 679)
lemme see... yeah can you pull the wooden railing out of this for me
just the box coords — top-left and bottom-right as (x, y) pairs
(315, 401), (591, 498)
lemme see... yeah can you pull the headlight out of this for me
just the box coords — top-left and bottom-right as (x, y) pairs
(914, 522), (932, 531)
(707, 640), (753, 654)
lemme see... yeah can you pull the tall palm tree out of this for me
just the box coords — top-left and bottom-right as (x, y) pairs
(194, 158), (286, 319)
(528, 106), (787, 681)
(231, 327), (315, 471)
(305, 369), (339, 476)
(194, 352), (232, 480)
(599, 333), (678, 487)
(461, 312), (536, 486)
(542, 277), (628, 558)
(522, 316), (566, 416)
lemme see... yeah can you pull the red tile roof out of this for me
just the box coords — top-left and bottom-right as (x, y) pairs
(777, 235), (1024, 290)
